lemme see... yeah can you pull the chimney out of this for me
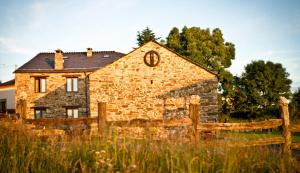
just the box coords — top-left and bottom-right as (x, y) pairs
(55, 49), (63, 70)
(87, 48), (93, 57)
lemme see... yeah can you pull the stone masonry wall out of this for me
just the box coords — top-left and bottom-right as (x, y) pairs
(15, 72), (88, 119)
(89, 42), (218, 121)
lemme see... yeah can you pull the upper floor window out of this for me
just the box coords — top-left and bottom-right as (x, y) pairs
(35, 78), (46, 93)
(66, 78), (78, 92)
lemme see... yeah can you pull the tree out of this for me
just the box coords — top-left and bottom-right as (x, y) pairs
(233, 60), (292, 118)
(290, 89), (300, 120)
(166, 26), (236, 115)
(137, 27), (160, 46)
(166, 27), (181, 52)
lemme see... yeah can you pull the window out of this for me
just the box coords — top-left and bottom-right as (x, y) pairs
(66, 108), (79, 118)
(35, 78), (46, 93)
(0, 99), (6, 113)
(34, 108), (46, 119)
(66, 78), (78, 92)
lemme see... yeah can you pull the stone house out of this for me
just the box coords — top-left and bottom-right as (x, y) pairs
(0, 79), (15, 114)
(15, 41), (218, 120)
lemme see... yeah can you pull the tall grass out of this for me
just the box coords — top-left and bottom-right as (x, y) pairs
(0, 120), (297, 173)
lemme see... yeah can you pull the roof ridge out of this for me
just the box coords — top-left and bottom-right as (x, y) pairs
(39, 50), (124, 54)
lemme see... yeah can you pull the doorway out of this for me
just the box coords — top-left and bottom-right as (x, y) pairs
(0, 99), (6, 114)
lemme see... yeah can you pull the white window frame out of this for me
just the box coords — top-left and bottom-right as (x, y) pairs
(66, 108), (79, 118)
(35, 78), (46, 93)
(66, 78), (78, 92)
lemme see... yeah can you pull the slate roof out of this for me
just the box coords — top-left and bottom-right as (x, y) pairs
(15, 51), (125, 73)
(0, 79), (15, 87)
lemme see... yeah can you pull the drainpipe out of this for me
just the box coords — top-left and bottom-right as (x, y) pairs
(84, 72), (90, 117)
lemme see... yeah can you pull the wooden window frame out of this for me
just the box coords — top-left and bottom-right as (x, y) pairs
(35, 77), (47, 93)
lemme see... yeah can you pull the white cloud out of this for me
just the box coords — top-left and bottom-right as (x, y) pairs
(80, 0), (138, 16)
(265, 50), (300, 56)
(0, 37), (32, 55)
(29, 1), (47, 29)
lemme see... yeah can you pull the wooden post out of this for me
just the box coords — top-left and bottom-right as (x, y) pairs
(98, 102), (107, 133)
(279, 96), (291, 156)
(17, 99), (26, 119)
(189, 95), (200, 143)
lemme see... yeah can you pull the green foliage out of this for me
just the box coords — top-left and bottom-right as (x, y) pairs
(233, 60), (292, 118)
(290, 88), (300, 120)
(166, 26), (236, 115)
(137, 27), (160, 46)
(166, 26), (235, 71)
(166, 27), (181, 52)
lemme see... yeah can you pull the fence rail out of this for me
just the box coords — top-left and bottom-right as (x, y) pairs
(20, 97), (300, 153)
(198, 119), (282, 131)
(212, 137), (285, 148)
(24, 117), (98, 126)
(23, 117), (298, 134)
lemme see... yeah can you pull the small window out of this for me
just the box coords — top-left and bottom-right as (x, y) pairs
(66, 78), (78, 92)
(35, 78), (46, 93)
(66, 108), (79, 118)
(34, 108), (46, 119)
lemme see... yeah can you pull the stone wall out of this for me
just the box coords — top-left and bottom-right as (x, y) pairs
(15, 72), (88, 119)
(89, 41), (218, 121)
(15, 42), (218, 120)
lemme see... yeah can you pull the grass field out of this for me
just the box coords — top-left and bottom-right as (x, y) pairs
(0, 120), (298, 173)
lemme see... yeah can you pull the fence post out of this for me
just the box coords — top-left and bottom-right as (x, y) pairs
(17, 99), (26, 119)
(98, 102), (107, 133)
(189, 95), (200, 143)
(279, 96), (291, 156)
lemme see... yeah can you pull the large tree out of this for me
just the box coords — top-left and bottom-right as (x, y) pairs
(137, 27), (160, 46)
(233, 60), (292, 118)
(166, 26), (236, 115)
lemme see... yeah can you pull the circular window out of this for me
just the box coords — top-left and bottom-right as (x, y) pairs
(144, 50), (160, 67)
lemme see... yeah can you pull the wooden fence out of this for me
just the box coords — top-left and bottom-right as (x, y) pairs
(22, 97), (300, 155)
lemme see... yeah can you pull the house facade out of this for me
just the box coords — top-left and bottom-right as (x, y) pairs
(0, 79), (15, 114)
(15, 41), (218, 120)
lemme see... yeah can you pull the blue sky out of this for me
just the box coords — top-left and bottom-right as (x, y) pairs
(0, 0), (299, 90)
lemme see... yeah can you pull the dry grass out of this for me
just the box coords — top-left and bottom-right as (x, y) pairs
(0, 120), (298, 173)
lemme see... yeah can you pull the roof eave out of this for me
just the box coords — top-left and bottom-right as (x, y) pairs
(14, 68), (98, 73)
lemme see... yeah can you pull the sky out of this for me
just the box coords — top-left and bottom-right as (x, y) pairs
(0, 0), (299, 90)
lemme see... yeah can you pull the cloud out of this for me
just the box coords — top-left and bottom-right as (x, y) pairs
(28, 1), (47, 29)
(81, 0), (138, 16)
(265, 50), (300, 57)
(0, 37), (32, 55)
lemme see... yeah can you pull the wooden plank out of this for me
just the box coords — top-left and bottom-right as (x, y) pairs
(215, 137), (285, 148)
(197, 119), (282, 131)
(291, 142), (300, 149)
(24, 117), (98, 126)
(290, 124), (300, 132)
(23, 118), (285, 132)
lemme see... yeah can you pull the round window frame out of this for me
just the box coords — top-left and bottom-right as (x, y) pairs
(143, 50), (160, 67)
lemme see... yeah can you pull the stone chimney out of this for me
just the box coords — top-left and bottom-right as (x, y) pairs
(55, 49), (63, 70)
(87, 48), (93, 57)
